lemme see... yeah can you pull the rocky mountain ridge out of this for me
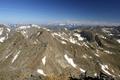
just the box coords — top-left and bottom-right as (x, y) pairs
(0, 24), (120, 80)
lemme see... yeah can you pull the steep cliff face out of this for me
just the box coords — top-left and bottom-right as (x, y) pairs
(0, 25), (119, 80)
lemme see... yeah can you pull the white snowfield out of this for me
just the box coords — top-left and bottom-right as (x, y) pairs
(73, 33), (84, 41)
(0, 37), (5, 42)
(69, 36), (78, 44)
(37, 69), (46, 76)
(42, 56), (46, 65)
(12, 50), (21, 63)
(69, 36), (81, 45)
(64, 54), (77, 68)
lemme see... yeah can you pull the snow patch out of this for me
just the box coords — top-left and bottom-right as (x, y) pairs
(0, 28), (3, 35)
(64, 28), (68, 31)
(117, 39), (120, 43)
(100, 64), (112, 76)
(51, 32), (68, 41)
(37, 32), (41, 36)
(118, 75), (120, 77)
(69, 37), (80, 45)
(95, 50), (100, 57)
(12, 50), (21, 63)
(33, 41), (37, 44)
(43, 28), (50, 31)
(89, 56), (92, 59)
(82, 42), (89, 48)
(52, 32), (80, 45)
(64, 54), (77, 68)
(100, 35), (107, 39)
(21, 30), (28, 38)
(6, 33), (8, 39)
(0, 37), (5, 42)
(94, 73), (97, 76)
(96, 49), (99, 53)
(80, 68), (86, 73)
(7, 28), (11, 32)
(5, 53), (12, 59)
(82, 54), (87, 59)
(69, 37), (76, 44)
(73, 33), (84, 41)
(37, 69), (46, 76)
(111, 69), (114, 73)
(104, 50), (113, 54)
(61, 41), (67, 44)
(95, 53), (100, 57)
(42, 56), (46, 65)
(109, 33), (113, 36)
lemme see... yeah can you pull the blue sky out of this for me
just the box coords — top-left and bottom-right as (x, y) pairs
(0, 0), (120, 24)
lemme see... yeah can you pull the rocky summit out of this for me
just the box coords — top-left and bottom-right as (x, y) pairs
(0, 24), (120, 80)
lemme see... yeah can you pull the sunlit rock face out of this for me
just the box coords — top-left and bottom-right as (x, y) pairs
(0, 24), (119, 80)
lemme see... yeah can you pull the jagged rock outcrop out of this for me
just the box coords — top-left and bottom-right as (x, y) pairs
(80, 31), (94, 42)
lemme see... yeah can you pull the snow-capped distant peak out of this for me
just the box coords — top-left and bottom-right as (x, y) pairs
(18, 26), (31, 30)
(32, 24), (41, 28)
